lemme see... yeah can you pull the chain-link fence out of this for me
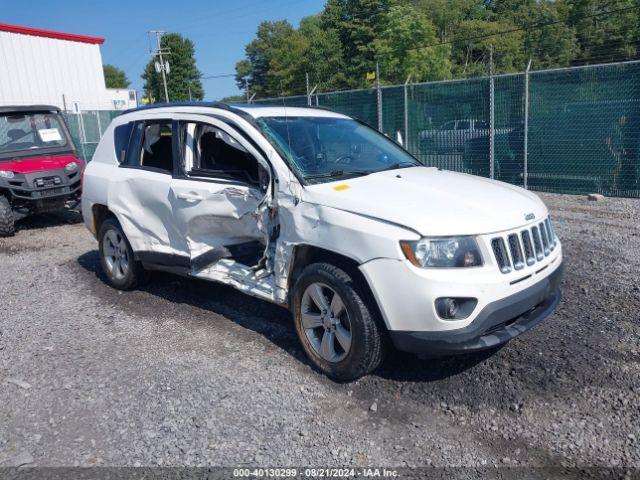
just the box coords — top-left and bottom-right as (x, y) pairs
(254, 59), (640, 198)
(62, 110), (121, 163)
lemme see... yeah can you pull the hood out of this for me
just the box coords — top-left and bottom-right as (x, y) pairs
(0, 154), (82, 174)
(302, 167), (548, 236)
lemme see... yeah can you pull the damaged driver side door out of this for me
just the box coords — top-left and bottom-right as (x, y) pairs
(170, 118), (272, 276)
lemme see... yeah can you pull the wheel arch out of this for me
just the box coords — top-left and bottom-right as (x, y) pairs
(92, 203), (117, 236)
(287, 244), (388, 333)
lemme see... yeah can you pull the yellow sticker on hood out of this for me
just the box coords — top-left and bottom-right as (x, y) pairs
(333, 184), (350, 191)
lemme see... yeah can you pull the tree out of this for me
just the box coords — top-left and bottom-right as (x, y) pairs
(374, 5), (452, 84)
(142, 33), (203, 102)
(103, 64), (129, 89)
(232, 0), (640, 96)
(411, 0), (486, 42)
(567, 0), (639, 63)
(236, 16), (350, 97)
(235, 21), (298, 97)
(297, 15), (349, 91)
(321, 0), (393, 86)
(488, 0), (579, 68)
(450, 19), (525, 77)
(521, 3), (579, 68)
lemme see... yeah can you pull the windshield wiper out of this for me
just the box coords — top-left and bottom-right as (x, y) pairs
(304, 169), (373, 180)
(376, 161), (419, 173)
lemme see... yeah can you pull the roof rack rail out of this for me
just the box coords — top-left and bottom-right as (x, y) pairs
(120, 100), (337, 116)
(121, 101), (232, 115)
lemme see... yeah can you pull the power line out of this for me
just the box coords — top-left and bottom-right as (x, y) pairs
(200, 73), (236, 80)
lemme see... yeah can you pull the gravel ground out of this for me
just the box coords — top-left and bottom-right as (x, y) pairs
(0, 193), (639, 470)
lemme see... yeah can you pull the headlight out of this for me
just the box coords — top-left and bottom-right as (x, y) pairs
(400, 237), (483, 268)
(65, 161), (78, 172)
(0, 170), (15, 179)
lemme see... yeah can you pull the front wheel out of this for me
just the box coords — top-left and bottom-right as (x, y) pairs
(0, 195), (15, 237)
(293, 263), (386, 381)
(98, 218), (145, 290)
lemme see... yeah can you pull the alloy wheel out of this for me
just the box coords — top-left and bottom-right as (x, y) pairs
(300, 282), (352, 363)
(103, 229), (130, 280)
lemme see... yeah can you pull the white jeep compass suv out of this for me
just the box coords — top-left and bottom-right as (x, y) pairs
(82, 103), (563, 381)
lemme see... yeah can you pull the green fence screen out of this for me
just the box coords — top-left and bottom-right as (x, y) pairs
(255, 60), (640, 198)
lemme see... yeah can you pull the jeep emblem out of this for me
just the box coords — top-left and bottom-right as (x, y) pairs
(525, 213), (535, 221)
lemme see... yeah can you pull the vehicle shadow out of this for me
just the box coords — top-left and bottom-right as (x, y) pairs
(76, 249), (309, 364)
(77, 248), (494, 384)
(14, 209), (82, 232)
(373, 347), (500, 383)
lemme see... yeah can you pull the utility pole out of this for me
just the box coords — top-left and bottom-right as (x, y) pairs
(306, 72), (310, 106)
(523, 59), (532, 189)
(149, 30), (170, 103)
(376, 61), (382, 131)
(489, 44), (495, 180)
(404, 74), (412, 149)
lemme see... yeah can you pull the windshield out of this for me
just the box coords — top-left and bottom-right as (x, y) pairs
(256, 116), (420, 184)
(0, 112), (69, 156)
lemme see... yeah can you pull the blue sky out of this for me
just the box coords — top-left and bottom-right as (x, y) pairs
(3, 0), (326, 100)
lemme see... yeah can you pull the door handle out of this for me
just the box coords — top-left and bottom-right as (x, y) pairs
(177, 192), (204, 202)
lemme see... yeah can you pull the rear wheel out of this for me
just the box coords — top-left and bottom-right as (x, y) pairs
(293, 263), (386, 381)
(98, 218), (145, 290)
(0, 195), (15, 237)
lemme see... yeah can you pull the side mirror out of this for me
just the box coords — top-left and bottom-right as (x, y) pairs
(396, 131), (404, 146)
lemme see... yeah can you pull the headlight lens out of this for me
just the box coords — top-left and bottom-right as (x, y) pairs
(0, 170), (15, 179)
(400, 237), (483, 268)
(65, 161), (78, 172)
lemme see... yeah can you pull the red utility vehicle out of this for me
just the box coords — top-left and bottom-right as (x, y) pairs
(0, 105), (84, 236)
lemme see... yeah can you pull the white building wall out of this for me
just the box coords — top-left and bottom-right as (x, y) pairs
(0, 30), (133, 111)
(105, 88), (138, 110)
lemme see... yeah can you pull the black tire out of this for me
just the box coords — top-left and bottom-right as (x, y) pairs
(292, 262), (386, 381)
(98, 218), (145, 290)
(0, 195), (15, 237)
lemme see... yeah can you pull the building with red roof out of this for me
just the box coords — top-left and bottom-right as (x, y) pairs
(0, 23), (136, 111)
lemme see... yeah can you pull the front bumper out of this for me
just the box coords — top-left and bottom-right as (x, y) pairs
(389, 263), (563, 355)
(1, 168), (82, 204)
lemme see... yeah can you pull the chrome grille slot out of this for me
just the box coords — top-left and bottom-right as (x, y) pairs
(507, 234), (525, 270)
(545, 218), (556, 248)
(491, 238), (512, 274)
(531, 226), (544, 261)
(539, 222), (550, 256)
(521, 230), (535, 266)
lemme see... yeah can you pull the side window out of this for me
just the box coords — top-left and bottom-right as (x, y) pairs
(456, 120), (470, 130)
(113, 122), (134, 163)
(183, 122), (262, 185)
(124, 120), (174, 174)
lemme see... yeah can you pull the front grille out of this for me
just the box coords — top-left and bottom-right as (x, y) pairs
(521, 230), (535, 266)
(539, 222), (550, 255)
(491, 238), (512, 273)
(507, 234), (524, 270)
(545, 218), (557, 249)
(531, 226), (544, 261)
(492, 217), (557, 274)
